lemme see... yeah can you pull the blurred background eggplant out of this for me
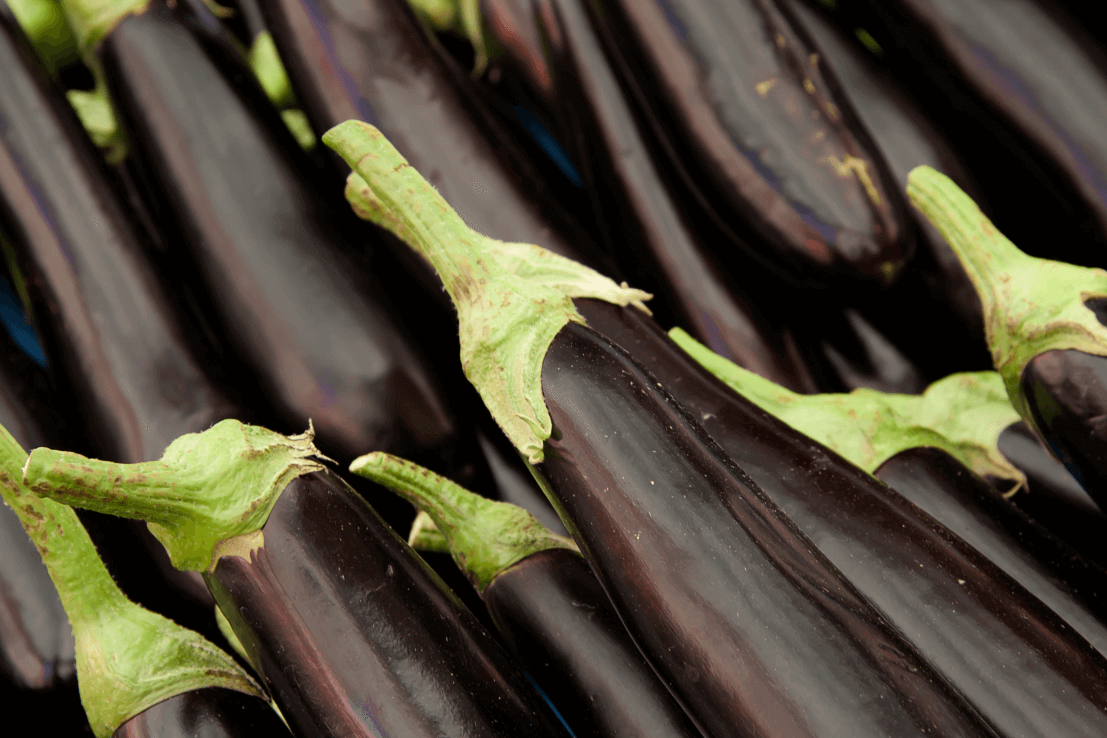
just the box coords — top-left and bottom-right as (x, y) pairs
(813, 0), (1107, 270)
(585, 0), (913, 288)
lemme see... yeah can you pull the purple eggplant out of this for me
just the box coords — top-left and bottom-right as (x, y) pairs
(68, 0), (454, 467)
(22, 421), (573, 738)
(325, 120), (998, 738)
(352, 452), (703, 738)
(480, 0), (820, 391)
(585, 0), (912, 286)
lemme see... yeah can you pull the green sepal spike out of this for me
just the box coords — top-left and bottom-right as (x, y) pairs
(21, 419), (329, 572)
(1, 425), (265, 738)
(350, 451), (578, 594)
(324, 120), (650, 463)
(906, 166), (1107, 431)
(669, 328), (1025, 491)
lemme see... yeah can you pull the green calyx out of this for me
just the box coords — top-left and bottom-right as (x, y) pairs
(58, 0), (147, 54)
(350, 452), (578, 593)
(408, 509), (451, 553)
(1, 426), (263, 738)
(670, 328), (1024, 489)
(907, 166), (1107, 428)
(407, 0), (459, 32)
(22, 419), (328, 572)
(325, 120), (650, 463)
(7, 0), (81, 74)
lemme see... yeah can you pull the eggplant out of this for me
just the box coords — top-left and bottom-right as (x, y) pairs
(909, 167), (1107, 513)
(821, 0), (1107, 270)
(352, 452), (703, 738)
(326, 120), (999, 738)
(71, 0), (455, 468)
(580, 302), (1107, 737)
(22, 421), (573, 738)
(481, 0), (820, 391)
(1, 426), (286, 738)
(785, 0), (991, 379)
(259, 0), (590, 263)
(0, 2), (238, 465)
(584, 0), (911, 287)
(1000, 421), (1107, 571)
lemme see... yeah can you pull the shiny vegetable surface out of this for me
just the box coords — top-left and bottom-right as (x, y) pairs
(326, 120), (997, 738)
(486, 0), (818, 390)
(86, 0), (453, 462)
(0, 3), (236, 464)
(589, 0), (911, 286)
(112, 688), (287, 738)
(353, 452), (702, 738)
(23, 421), (572, 738)
(581, 298), (1107, 737)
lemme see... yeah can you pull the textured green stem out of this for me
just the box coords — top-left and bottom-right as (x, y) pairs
(22, 420), (326, 571)
(671, 328), (1024, 489)
(324, 120), (649, 462)
(350, 452), (577, 593)
(907, 166), (1107, 426)
(408, 510), (451, 553)
(1, 425), (262, 738)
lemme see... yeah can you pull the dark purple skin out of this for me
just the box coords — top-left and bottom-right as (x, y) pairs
(535, 320), (995, 738)
(1022, 347), (1107, 513)
(203, 470), (570, 738)
(786, 0), (992, 380)
(96, 0), (454, 463)
(1000, 421), (1107, 571)
(0, 4), (237, 466)
(482, 547), (702, 738)
(821, 0), (1107, 269)
(486, 0), (819, 392)
(574, 297), (1107, 737)
(584, 0), (911, 287)
(874, 446), (1107, 660)
(259, 0), (590, 264)
(113, 688), (290, 738)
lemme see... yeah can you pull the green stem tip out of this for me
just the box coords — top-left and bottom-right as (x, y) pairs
(21, 419), (328, 572)
(323, 120), (650, 463)
(350, 451), (577, 593)
(670, 327), (1024, 490)
(1, 425), (263, 738)
(906, 166), (1107, 426)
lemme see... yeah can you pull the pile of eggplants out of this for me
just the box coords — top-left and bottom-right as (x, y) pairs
(5, 0), (1107, 735)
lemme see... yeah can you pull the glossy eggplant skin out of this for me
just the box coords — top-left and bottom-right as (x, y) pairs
(260, 0), (586, 263)
(537, 321), (994, 738)
(1022, 348), (1107, 513)
(874, 446), (1107, 660)
(97, 0), (453, 462)
(491, 0), (818, 392)
(575, 297), (1107, 737)
(588, 0), (910, 287)
(482, 547), (701, 738)
(829, 0), (1107, 268)
(0, 4), (236, 465)
(204, 470), (569, 738)
(113, 688), (290, 738)
(786, 0), (990, 380)
(1001, 422), (1107, 571)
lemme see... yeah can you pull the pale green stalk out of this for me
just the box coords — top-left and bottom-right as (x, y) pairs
(323, 120), (650, 462)
(351, 452), (577, 593)
(1, 425), (263, 738)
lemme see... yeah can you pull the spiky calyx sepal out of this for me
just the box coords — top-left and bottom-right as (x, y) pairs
(907, 166), (1107, 430)
(671, 328), (1024, 489)
(326, 121), (650, 463)
(350, 451), (578, 593)
(1, 425), (263, 738)
(22, 420), (328, 571)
